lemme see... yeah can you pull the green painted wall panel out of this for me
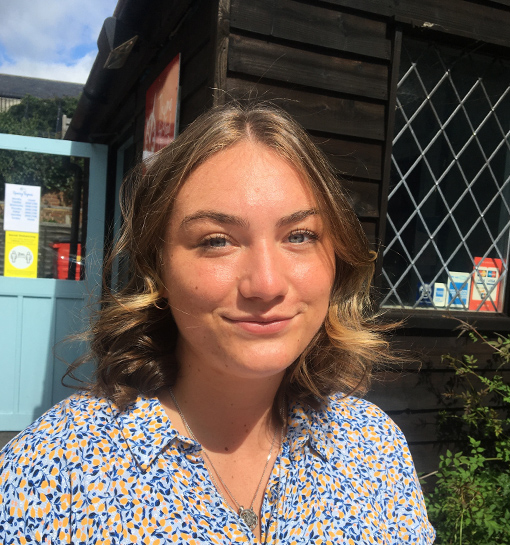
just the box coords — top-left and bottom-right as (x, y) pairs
(18, 296), (54, 419)
(0, 296), (20, 415)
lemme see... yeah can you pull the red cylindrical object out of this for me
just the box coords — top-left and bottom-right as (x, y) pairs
(52, 242), (82, 280)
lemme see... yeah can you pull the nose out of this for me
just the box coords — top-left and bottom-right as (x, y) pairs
(238, 242), (289, 302)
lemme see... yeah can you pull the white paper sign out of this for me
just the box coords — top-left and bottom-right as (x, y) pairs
(4, 183), (41, 233)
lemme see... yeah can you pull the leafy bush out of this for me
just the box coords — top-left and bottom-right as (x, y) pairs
(0, 95), (81, 202)
(0, 94), (78, 138)
(423, 325), (510, 544)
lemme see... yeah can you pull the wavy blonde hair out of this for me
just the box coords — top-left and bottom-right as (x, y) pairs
(77, 102), (392, 411)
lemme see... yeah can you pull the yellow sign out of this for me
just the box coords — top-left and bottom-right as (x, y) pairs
(4, 231), (39, 278)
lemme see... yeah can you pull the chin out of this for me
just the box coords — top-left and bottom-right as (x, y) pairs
(223, 349), (298, 380)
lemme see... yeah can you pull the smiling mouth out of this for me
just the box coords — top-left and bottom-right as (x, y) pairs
(224, 316), (294, 334)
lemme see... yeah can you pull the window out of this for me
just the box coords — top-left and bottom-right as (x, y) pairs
(381, 37), (510, 313)
(0, 151), (88, 280)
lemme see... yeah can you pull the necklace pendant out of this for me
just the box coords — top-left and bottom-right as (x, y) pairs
(239, 506), (258, 530)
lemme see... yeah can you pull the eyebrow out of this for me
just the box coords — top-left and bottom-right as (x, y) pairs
(276, 208), (319, 227)
(179, 208), (319, 229)
(180, 211), (248, 229)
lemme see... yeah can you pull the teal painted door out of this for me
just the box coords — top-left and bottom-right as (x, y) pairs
(0, 134), (107, 430)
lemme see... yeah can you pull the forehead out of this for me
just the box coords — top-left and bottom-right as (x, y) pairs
(171, 140), (317, 218)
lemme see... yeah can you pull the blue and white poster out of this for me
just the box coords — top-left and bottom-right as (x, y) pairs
(3, 183), (41, 233)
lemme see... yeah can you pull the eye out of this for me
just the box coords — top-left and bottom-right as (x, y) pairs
(287, 229), (319, 244)
(199, 234), (231, 249)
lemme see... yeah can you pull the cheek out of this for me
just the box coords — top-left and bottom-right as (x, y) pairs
(293, 258), (335, 302)
(165, 257), (236, 310)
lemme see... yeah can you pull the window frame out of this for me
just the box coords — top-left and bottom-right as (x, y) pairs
(376, 26), (510, 329)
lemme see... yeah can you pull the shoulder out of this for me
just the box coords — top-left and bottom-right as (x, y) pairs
(1, 391), (114, 458)
(321, 392), (401, 434)
(0, 392), (116, 539)
(0, 392), (114, 492)
(317, 395), (436, 542)
(317, 393), (413, 466)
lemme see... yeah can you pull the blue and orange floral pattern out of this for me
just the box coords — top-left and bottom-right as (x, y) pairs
(0, 392), (435, 544)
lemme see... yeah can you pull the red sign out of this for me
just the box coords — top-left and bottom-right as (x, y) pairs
(143, 54), (180, 159)
(469, 257), (504, 312)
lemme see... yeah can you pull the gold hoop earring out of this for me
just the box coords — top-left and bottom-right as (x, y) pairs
(154, 297), (169, 310)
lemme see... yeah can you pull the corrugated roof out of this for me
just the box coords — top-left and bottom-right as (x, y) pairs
(0, 74), (84, 99)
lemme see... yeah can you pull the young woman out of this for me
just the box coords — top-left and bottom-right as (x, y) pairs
(0, 103), (435, 544)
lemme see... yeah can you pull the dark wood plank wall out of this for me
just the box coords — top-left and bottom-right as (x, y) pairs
(130, 0), (220, 159)
(367, 330), (507, 474)
(325, 0), (510, 47)
(226, 0), (391, 244)
(219, 0), (510, 475)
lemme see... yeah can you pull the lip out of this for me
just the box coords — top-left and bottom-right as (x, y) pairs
(224, 315), (294, 335)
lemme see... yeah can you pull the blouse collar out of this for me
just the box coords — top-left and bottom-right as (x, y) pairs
(114, 393), (341, 472)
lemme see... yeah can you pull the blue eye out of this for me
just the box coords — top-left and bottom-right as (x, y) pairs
(288, 230), (318, 244)
(200, 235), (230, 248)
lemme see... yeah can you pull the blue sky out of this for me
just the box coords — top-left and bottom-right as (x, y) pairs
(0, 0), (119, 83)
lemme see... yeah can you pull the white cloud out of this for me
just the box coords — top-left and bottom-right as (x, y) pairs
(0, 0), (117, 82)
(0, 52), (97, 84)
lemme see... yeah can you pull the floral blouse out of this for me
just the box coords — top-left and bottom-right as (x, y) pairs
(0, 391), (435, 544)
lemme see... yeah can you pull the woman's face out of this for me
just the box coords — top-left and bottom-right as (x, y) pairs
(163, 140), (335, 382)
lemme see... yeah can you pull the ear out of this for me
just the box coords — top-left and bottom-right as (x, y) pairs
(155, 278), (169, 309)
(159, 286), (169, 299)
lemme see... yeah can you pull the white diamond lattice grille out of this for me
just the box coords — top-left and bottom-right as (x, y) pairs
(381, 39), (510, 312)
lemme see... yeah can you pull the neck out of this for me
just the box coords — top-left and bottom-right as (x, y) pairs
(160, 362), (284, 453)
(158, 355), (287, 541)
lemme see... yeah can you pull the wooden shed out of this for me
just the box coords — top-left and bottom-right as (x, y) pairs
(63, 0), (510, 472)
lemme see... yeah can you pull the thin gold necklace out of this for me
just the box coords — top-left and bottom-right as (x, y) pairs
(168, 387), (280, 531)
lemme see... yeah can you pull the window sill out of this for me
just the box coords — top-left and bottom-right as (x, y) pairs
(380, 308), (510, 331)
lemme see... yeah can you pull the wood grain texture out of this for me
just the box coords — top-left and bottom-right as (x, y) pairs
(230, 0), (391, 59)
(376, 27), (401, 282)
(213, 0), (231, 105)
(180, 43), (212, 101)
(341, 179), (380, 218)
(322, 0), (395, 16)
(179, 85), (213, 128)
(225, 77), (386, 140)
(366, 371), (454, 412)
(361, 220), (377, 243)
(395, 333), (501, 368)
(324, 0), (510, 47)
(312, 135), (383, 180)
(486, 0), (510, 7)
(228, 34), (389, 100)
(395, 0), (510, 47)
(382, 309), (510, 330)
